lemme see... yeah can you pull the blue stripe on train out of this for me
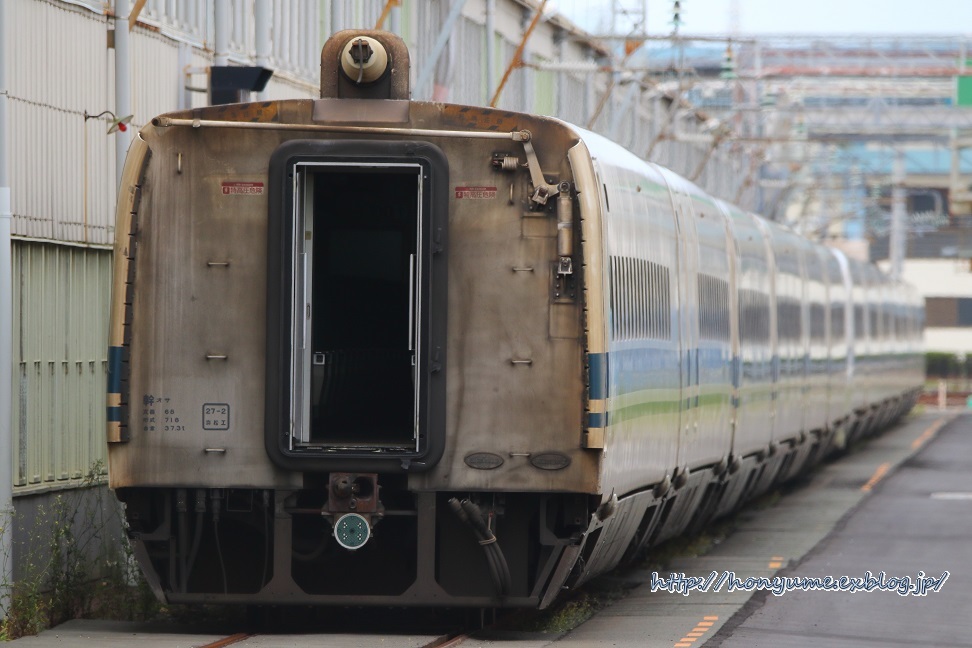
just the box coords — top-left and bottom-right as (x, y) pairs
(588, 352), (608, 400)
(107, 345), (123, 394)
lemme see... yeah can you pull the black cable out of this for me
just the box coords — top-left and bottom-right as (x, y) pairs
(459, 499), (511, 597)
(177, 508), (188, 592)
(448, 497), (504, 594)
(355, 39), (365, 84)
(211, 490), (228, 594)
(184, 510), (204, 589)
(293, 532), (329, 562)
(491, 542), (512, 594)
(482, 508), (512, 594)
(168, 540), (177, 595)
(214, 519), (228, 594)
(262, 490), (271, 587)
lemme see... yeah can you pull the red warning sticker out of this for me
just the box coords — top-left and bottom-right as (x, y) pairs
(221, 181), (264, 195)
(454, 186), (497, 199)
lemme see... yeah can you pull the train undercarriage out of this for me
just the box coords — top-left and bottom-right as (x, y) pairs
(118, 484), (593, 607)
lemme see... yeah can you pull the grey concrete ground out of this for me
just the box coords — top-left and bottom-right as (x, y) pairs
(10, 410), (962, 647)
(9, 618), (444, 647)
(708, 411), (972, 648)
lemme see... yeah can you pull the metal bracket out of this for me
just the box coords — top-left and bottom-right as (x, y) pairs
(552, 265), (577, 302)
(520, 133), (559, 206)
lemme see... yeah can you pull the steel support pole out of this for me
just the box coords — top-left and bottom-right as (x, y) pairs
(485, 0), (495, 106)
(177, 42), (192, 110)
(608, 79), (640, 141)
(255, 0), (270, 100)
(331, 1), (344, 36)
(489, 0), (547, 108)
(214, 0), (230, 66)
(114, 0), (132, 188)
(390, 1), (401, 34)
(519, 7), (530, 113)
(415, 0), (469, 101)
(556, 30), (567, 119)
(890, 150), (907, 279)
(0, 0), (14, 617)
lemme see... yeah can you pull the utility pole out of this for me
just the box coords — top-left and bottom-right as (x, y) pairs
(114, 0), (132, 188)
(890, 150), (907, 279)
(0, 0), (14, 617)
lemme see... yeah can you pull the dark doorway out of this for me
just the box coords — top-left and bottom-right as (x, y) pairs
(308, 169), (419, 448)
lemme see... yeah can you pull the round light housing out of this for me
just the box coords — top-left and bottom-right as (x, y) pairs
(334, 512), (371, 550)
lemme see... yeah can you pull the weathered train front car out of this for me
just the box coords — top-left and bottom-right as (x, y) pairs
(107, 31), (602, 606)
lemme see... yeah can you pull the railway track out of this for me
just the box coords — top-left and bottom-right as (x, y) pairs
(194, 628), (474, 648)
(194, 625), (473, 647)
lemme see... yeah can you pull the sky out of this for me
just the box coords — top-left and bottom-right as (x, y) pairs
(555, 0), (972, 35)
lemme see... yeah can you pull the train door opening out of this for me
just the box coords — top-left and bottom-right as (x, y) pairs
(296, 165), (421, 451)
(267, 140), (448, 469)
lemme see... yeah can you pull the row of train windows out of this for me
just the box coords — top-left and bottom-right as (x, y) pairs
(778, 300), (830, 342)
(608, 258), (730, 342)
(609, 256), (672, 341)
(608, 258), (917, 343)
(741, 291), (843, 344)
(738, 289), (770, 343)
(698, 274), (730, 341)
(777, 298), (802, 342)
(854, 304), (920, 339)
(853, 305), (920, 339)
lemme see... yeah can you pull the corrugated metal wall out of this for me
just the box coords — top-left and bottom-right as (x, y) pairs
(137, 0), (321, 80)
(7, 1), (111, 244)
(6, 0), (322, 248)
(11, 242), (112, 494)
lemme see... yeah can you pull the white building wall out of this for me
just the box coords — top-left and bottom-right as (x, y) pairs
(7, 0), (320, 248)
(887, 258), (972, 298)
(924, 328), (972, 353)
(878, 258), (972, 353)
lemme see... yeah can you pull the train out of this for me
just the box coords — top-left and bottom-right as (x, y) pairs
(105, 30), (924, 608)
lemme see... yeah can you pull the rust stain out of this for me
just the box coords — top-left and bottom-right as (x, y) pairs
(190, 102), (280, 124)
(438, 104), (521, 132)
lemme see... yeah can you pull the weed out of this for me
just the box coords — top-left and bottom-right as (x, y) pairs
(0, 461), (160, 639)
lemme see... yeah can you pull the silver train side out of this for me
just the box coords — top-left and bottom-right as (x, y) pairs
(106, 31), (924, 608)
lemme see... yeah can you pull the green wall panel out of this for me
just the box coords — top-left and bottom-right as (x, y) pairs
(10, 242), (111, 494)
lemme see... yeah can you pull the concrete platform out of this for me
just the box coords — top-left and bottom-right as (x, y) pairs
(11, 410), (963, 647)
(708, 410), (972, 648)
(8, 618), (444, 647)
